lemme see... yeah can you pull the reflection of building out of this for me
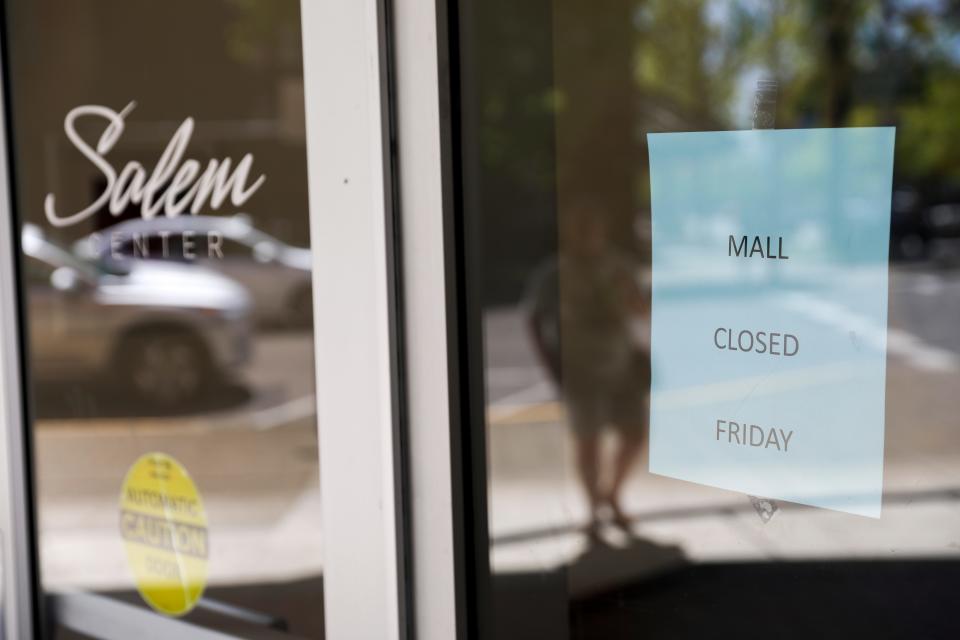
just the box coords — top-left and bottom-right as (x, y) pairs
(9, 0), (308, 248)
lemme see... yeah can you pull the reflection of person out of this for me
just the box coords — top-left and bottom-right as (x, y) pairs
(526, 201), (650, 542)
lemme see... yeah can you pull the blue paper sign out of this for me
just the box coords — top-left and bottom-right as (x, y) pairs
(647, 127), (895, 518)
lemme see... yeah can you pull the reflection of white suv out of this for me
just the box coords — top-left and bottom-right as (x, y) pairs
(75, 215), (314, 327)
(24, 224), (252, 407)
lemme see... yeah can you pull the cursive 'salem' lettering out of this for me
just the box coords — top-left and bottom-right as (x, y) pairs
(44, 102), (266, 228)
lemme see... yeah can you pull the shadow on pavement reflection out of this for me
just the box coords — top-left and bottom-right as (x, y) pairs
(32, 380), (252, 420)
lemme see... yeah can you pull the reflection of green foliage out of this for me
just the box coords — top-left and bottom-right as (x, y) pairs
(476, 0), (559, 195)
(900, 72), (960, 180)
(635, 0), (726, 122)
(634, 0), (960, 183)
(226, 0), (301, 68)
(474, 0), (960, 242)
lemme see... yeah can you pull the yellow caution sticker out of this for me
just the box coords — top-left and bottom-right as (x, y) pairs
(119, 453), (209, 616)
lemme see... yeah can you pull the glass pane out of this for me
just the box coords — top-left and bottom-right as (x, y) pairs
(5, 1), (322, 636)
(456, 1), (960, 637)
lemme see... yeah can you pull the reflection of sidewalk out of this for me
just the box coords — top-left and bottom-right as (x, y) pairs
(34, 332), (323, 591)
(486, 354), (960, 575)
(37, 420), (323, 590)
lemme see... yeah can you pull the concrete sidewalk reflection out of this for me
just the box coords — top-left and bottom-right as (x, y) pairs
(36, 332), (321, 591)
(485, 284), (960, 579)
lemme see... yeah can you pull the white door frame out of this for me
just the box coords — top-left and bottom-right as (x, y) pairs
(0, 22), (41, 639)
(392, 0), (461, 635)
(300, 0), (410, 638)
(308, 0), (482, 637)
(392, 0), (488, 638)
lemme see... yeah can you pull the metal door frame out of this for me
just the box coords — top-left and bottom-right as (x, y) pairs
(392, 0), (489, 638)
(0, 16), (42, 637)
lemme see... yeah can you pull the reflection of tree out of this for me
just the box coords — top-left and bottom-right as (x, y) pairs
(226, 0), (301, 70)
(468, 0), (960, 301)
(634, 0), (960, 188)
(555, 0), (636, 254)
(739, 0), (960, 182)
(465, 0), (561, 304)
(811, 0), (860, 126)
(901, 75), (960, 181)
(634, 0), (742, 129)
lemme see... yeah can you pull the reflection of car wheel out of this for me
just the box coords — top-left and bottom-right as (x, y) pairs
(118, 327), (212, 408)
(290, 286), (314, 329)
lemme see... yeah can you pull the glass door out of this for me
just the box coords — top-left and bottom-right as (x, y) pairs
(435, 0), (960, 638)
(0, 0), (406, 638)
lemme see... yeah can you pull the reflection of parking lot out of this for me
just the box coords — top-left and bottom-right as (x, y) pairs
(36, 330), (320, 590)
(40, 265), (960, 590)
(485, 266), (960, 574)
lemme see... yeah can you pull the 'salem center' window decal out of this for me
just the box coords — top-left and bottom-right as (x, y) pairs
(44, 102), (266, 228)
